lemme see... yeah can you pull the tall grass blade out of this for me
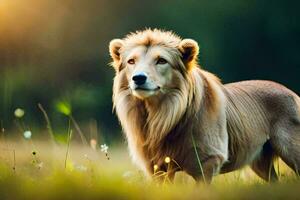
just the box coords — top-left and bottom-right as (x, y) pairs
(70, 115), (88, 146)
(64, 119), (72, 169)
(277, 159), (281, 180)
(38, 103), (56, 144)
(191, 133), (206, 184)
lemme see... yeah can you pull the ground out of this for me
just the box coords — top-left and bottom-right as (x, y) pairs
(0, 140), (299, 200)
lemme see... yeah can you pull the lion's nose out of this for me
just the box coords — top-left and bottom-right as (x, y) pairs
(132, 72), (147, 85)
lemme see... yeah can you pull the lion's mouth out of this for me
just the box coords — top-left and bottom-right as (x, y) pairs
(130, 84), (161, 99)
(134, 86), (160, 91)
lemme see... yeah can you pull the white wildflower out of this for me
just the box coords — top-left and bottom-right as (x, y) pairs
(100, 144), (108, 153)
(23, 130), (32, 139)
(14, 108), (25, 118)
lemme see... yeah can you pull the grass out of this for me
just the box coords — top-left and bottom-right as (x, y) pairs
(1, 105), (299, 199)
(0, 140), (299, 200)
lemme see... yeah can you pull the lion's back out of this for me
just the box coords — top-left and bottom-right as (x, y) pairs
(224, 80), (299, 115)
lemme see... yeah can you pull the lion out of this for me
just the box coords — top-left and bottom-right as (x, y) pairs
(109, 29), (300, 183)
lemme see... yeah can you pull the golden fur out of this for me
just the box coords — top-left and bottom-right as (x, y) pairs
(109, 29), (300, 183)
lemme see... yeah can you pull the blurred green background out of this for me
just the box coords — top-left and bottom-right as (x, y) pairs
(0, 0), (299, 141)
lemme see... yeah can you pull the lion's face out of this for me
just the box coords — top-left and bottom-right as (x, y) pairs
(124, 45), (176, 99)
(109, 29), (199, 100)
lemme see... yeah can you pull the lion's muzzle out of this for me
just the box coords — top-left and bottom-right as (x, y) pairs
(130, 72), (160, 99)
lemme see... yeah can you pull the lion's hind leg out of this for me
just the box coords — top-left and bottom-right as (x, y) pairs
(250, 141), (278, 182)
(271, 122), (300, 176)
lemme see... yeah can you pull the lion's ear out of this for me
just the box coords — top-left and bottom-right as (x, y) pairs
(178, 39), (199, 69)
(109, 39), (124, 62)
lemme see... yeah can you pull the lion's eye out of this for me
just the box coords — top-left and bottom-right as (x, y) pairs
(127, 59), (135, 65)
(156, 57), (167, 65)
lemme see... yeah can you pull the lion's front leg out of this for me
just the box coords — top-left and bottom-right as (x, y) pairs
(194, 155), (224, 183)
(183, 151), (225, 184)
(186, 114), (228, 183)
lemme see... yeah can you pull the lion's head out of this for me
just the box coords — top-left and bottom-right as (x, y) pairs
(109, 29), (199, 100)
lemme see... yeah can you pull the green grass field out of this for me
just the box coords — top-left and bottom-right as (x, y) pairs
(0, 139), (299, 200)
